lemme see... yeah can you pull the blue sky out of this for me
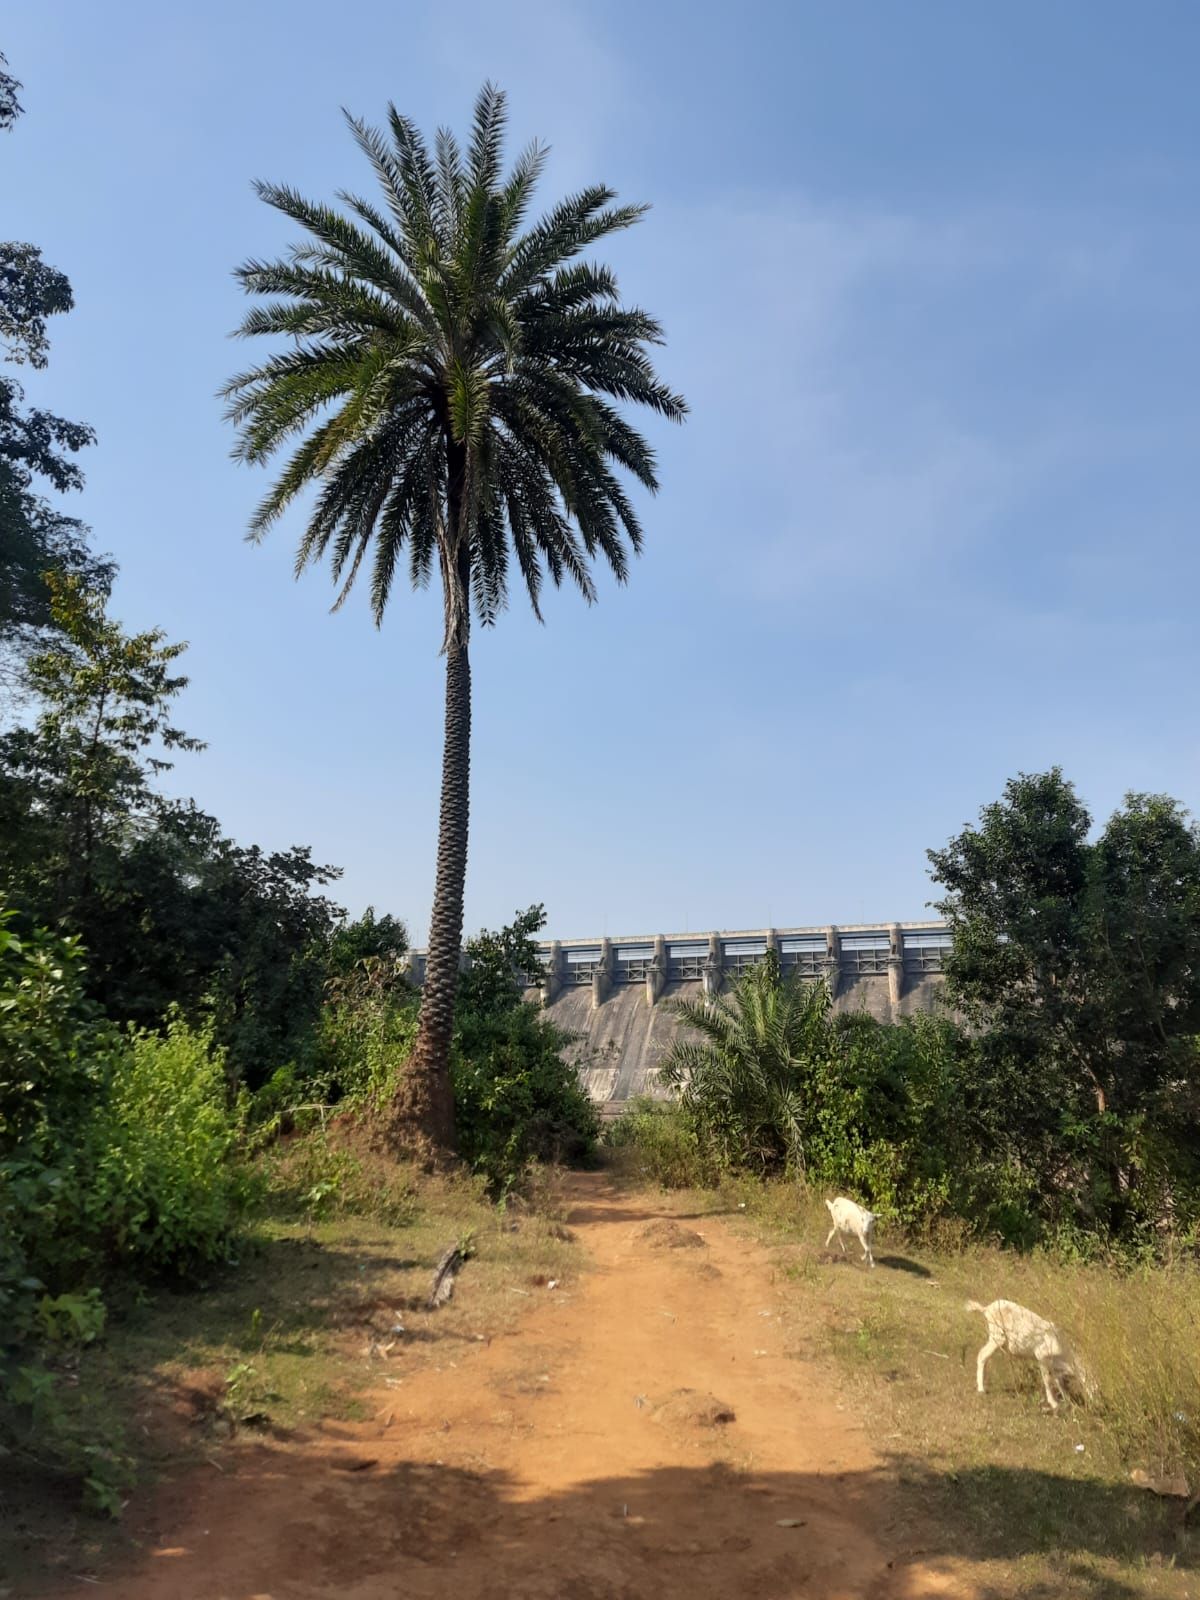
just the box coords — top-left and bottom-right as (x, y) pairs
(6, 2), (1198, 942)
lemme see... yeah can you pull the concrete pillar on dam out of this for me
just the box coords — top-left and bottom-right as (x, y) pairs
(540, 941), (562, 1006)
(703, 932), (723, 998)
(592, 937), (614, 1010)
(647, 934), (667, 1006)
(764, 927), (779, 967)
(823, 926), (841, 1000)
(887, 923), (905, 1007)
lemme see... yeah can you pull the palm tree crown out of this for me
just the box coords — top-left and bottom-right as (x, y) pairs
(224, 83), (686, 648)
(659, 959), (832, 1172)
(224, 86), (684, 1155)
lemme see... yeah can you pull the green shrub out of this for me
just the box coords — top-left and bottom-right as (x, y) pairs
(602, 1098), (720, 1188)
(453, 1003), (599, 1190)
(88, 1017), (254, 1273)
(652, 957), (1108, 1244)
(1, 911), (255, 1509)
(261, 1127), (419, 1225)
(0, 912), (115, 1347)
(316, 984), (419, 1108)
(659, 957), (830, 1172)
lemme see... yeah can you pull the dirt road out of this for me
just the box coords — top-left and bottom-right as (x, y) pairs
(54, 1175), (974, 1600)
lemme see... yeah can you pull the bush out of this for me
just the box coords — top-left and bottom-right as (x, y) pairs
(87, 1017), (254, 1274)
(316, 977), (419, 1108)
(453, 1003), (599, 1190)
(651, 957), (1086, 1244)
(261, 1127), (419, 1226)
(1, 909), (254, 1509)
(0, 912), (115, 1348)
(602, 1098), (719, 1188)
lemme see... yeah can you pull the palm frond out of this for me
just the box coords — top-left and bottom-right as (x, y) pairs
(226, 85), (684, 641)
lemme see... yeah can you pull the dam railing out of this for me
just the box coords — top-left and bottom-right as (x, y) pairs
(406, 920), (951, 1010)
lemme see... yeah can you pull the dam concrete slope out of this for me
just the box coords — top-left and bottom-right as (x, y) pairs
(409, 920), (954, 1114)
(541, 969), (946, 1112)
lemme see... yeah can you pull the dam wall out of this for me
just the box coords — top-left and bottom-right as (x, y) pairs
(409, 920), (952, 1112)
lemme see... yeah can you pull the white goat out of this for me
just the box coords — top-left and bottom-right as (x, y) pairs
(824, 1197), (876, 1269)
(966, 1298), (1095, 1411)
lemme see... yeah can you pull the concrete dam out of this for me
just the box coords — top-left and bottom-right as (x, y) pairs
(411, 921), (951, 1114)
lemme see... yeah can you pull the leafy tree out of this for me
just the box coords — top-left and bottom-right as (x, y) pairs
(0, 581), (344, 1069)
(224, 84), (686, 1154)
(929, 770), (1200, 1230)
(457, 902), (545, 1017)
(176, 834), (341, 1085)
(0, 53), (21, 132)
(0, 573), (203, 930)
(326, 905), (410, 980)
(0, 54), (108, 682)
(453, 905), (596, 1186)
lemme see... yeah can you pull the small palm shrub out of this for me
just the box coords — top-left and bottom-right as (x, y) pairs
(658, 955), (833, 1173)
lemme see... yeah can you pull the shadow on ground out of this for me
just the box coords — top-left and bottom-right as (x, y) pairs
(875, 1254), (934, 1278)
(13, 1448), (1196, 1600)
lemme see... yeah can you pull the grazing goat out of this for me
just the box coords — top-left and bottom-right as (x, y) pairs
(824, 1197), (876, 1269)
(966, 1298), (1095, 1411)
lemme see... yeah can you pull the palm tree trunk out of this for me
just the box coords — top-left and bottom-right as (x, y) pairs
(391, 438), (471, 1158)
(391, 629), (468, 1155)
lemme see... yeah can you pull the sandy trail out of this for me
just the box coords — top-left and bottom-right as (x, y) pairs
(54, 1174), (974, 1600)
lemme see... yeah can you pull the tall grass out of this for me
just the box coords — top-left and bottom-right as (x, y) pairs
(731, 1176), (1200, 1493)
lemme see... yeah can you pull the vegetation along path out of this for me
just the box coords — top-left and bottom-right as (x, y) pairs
(41, 1173), (984, 1600)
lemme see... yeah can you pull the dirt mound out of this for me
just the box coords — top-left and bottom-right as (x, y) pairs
(650, 1388), (736, 1428)
(637, 1219), (706, 1250)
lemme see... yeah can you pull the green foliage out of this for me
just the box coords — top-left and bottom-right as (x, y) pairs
(453, 1001), (599, 1190)
(452, 907), (598, 1189)
(301, 903), (598, 1191)
(603, 1096), (720, 1188)
(0, 581), (347, 1082)
(1, 67), (107, 679)
(1, 911), (253, 1509)
(930, 770), (1200, 1235)
(325, 905), (409, 980)
(0, 910), (114, 1346)
(224, 86), (686, 637)
(456, 903), (545, 1017)
(261, 1129), (419, 1226)
(659, 954), (830, 1172)
(316, 984), (419, 1108)
(88, 1018), (254, 1274)
(647, 958), (1064, 1241)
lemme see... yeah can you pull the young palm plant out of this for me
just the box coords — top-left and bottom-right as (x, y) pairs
(658, 956), (834, 1172)
(224, 86), (685, 1155)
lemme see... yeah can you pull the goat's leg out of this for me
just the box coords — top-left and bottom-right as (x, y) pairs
(862, 1237), (875, 1269)
(1038, 1361), (1061, 1411)
(824, 1227), (838, 1251)
(976, 1339), (999, 1394)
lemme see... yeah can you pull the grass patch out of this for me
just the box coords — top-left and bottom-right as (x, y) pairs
(728, 1179), (1200, 1597)
(2, 1130), (580, 1592)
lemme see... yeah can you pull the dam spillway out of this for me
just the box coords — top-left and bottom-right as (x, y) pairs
(409, 921), (952, 1113)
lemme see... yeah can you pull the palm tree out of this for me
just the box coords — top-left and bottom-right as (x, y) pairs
(658, 958), (833, 1172)
(224, 86), (685, 1155)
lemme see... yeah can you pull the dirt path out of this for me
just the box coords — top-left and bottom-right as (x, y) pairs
(54, 1175), (975, 1600)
